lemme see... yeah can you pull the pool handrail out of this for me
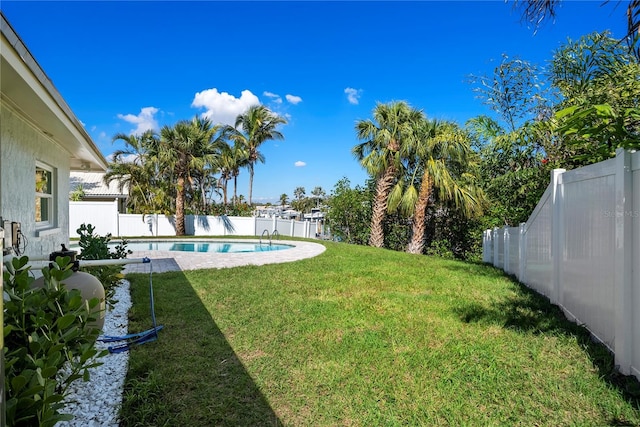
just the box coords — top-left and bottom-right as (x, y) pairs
(260, 229), (272, 247)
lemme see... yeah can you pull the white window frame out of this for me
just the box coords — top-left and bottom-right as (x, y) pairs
(36, 161), (56, 228)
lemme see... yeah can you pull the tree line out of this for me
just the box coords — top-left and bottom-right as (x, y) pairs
(326, 23), (639, 259)
(104, 105), (286, 235)
(103, 1), (639, 255)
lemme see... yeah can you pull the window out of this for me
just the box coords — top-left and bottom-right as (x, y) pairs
(36, 162), (54, 225)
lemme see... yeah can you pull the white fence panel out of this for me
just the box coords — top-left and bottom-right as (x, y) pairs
(631, 151), (640, 379)
(230, 217), (257, 235)
(523, 184), (553, 298)
(559, 160), (616, 347)
(505, 226), (520, 277)
(190, 215), (226, 235)
(256, 218), (273, 235)
(292, 220), (308, 238)
(493, 228), (504, 270)
(275, 218), (291, 234)
(68, 208), (322, 239)
(116, 214), (150, 237)
(483, 230), (493, 263)
(69, 201), (117, 237)
(156, 215), (176, 235)
(483, 149), (639, 380)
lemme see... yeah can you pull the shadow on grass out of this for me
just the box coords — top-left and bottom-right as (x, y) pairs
(120, 269), (282, 426)
(448, 263), (640, 419)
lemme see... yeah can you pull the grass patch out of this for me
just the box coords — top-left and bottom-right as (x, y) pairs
(120, 241), (640, 426)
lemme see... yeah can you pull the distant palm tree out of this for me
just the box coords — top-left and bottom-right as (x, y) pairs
(105, 130), (168, 213)
(390, 118), (484, 254)
(311, 186), (326, 208)
(352, 101), (423, 248)
(294, 186), (306, 200)
(231, 105), (287, 205)
(158, 117), (224, 235)
(229, 142), (249, 206)
(280, 193), (289, 207)
(217, 138), (251, 207)
(217, 143), (233, 206)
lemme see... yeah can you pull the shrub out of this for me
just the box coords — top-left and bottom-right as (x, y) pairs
(75, 223), (131, 306)
(3, 256), (107, 426)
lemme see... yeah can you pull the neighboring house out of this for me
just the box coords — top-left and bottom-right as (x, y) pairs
(70, 171), (128, 213)
(0, 12), (107, 259)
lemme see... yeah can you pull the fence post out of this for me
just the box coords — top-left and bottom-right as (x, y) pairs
(614, 148), (633, 375)
(492, 227), (499, 268)
(518, 223), (526, 283)
(551, 168), (566, 304)
(113, 199), (119, 237)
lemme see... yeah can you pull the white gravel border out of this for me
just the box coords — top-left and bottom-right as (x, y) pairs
(55, 280), (131, 427)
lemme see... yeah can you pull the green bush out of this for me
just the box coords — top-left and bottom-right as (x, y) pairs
(75, 223), (131, 307)
(3, 256), (107, 426)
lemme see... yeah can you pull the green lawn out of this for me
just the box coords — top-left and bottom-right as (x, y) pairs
(120, 240), (640, 426)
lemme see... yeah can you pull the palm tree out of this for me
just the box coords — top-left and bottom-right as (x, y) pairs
(105, 130), (166, 213)
(280, 193), (289, 207)
(352, 101), (423, 248)
(294, 186), (305, 201)
(217, 148), (232, 206)
(390, 118), (484, 254)
(511, 0), (639, 60)
(231, 105), (287, 205)
(158, 116), (223, 235)
(229, 141), (249, 206)
(190, 162), (219, 213)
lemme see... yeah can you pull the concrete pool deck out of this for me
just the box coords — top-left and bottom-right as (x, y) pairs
(123, 239), (326, 273)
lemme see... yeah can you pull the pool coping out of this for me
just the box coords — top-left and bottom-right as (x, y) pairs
(122, 238), (327, 273)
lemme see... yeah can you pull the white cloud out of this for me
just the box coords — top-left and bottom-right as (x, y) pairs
(344, 87), (363, 105)
(285, 94), (302, 105)
(117, 106), (160, 135)
(263, 91), (283, 104)
(294, 161), (306, 167)
(105, 152), (137, 163)
(192, 88), (260, 126)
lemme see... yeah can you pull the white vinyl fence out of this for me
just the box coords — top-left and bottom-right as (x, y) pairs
(483, 148), (640, 381)
(69, 202), (323, 240)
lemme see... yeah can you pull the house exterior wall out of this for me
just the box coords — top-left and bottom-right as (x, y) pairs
(1, 103), (71, 259)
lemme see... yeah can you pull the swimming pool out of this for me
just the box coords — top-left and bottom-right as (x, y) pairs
(113, 241), (293, 253)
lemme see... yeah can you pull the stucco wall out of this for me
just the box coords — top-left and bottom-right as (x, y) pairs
(1, 103), (71, 259)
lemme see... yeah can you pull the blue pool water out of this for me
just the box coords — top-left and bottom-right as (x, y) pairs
(113, 241), (293, 253)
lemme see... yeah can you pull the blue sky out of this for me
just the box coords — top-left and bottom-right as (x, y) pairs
(1, 1), (628, 204)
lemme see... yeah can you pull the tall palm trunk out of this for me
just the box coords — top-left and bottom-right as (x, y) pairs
(221, 178), (228, 206)
(175, 175), (186, 236)
(369, 165), (397, 247)
(248, 163), (254, 205)
(233, 174), (238, 206)
(406, 174), (433, 254)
